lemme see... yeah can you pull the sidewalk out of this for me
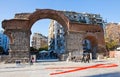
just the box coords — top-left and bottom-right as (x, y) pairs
(0, 59), (119, 77)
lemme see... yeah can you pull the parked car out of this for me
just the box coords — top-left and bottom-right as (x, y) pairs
(116, 47), (120, 51)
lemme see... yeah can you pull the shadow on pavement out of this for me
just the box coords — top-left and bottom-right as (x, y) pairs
(86, 72), (120, 77)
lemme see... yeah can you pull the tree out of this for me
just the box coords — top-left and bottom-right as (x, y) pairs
(38, 45), (48, 51)
(105, 23), (120, 46)
(30, 47), (37, 51)
(30, 47), (38, 55)
(106, 39), (117, 51)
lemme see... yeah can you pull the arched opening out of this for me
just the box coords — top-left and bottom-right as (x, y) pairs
(30, 19), (66, 61)
(28, 9), (69, 31)
(2, 9), (70, 63)
(28, 9), (69, 61)
(30, 19), (49, 61)
(82, 39), (91, 51)
(83, 35), (98, 59)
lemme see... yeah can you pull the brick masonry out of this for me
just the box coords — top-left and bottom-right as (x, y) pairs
(2, 9), (105, 63)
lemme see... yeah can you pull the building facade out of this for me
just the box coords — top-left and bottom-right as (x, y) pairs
(62, 11), (105, 28)
(0, 31), (9, 54)
(31, 33), (48, 49)
(48, 20), (65, 54)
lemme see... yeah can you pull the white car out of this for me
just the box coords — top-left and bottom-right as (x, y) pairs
(116, 47), (120, 51)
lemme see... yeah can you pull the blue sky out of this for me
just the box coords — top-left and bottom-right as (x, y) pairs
(0, 0), (120, 36)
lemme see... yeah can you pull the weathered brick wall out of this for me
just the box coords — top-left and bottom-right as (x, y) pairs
(2, 9), (106, 62)
(0, 55), (9, 62)
(66, 32), (84, 53)
(65, 31), (85, 61)
(69, 23), (105, 46)
(14, 13), (31, 19)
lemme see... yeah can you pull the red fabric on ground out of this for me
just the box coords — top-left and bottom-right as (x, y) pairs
(50, 63), (118, 75)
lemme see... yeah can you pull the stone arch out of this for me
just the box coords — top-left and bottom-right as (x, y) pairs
(27, 9), (70, 60)
(2, 9), (106, 62)
(84, 35), (98, 48)
(28, 9), (70, 31)
(83, 33), (98, 59)
(2, 9), (71, 63)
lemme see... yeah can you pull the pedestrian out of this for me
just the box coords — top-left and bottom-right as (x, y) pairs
(32, 57), (34, 63)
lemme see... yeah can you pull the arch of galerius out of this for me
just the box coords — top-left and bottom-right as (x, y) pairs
(2, 9), (105, 63)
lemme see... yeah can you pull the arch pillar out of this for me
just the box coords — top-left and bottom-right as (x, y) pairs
(62, 31), (84, 61)
(6, 30), (30, 63)
(2, 19), (31, 63)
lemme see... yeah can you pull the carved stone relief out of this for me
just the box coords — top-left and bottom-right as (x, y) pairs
(10, 31), (30, 51)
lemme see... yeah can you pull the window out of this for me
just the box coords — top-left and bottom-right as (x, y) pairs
(74, 15), (77, 18)
(58, 30), (60, 33)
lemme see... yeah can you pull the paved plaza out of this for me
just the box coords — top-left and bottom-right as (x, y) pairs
(0, 58), (120, 77)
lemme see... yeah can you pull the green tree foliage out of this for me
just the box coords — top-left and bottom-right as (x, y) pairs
(106, 40), (118, 51)
(30, 46), (48, 55)
(30, 47), (37, 51)
(30, 47), (38, 55)
(38, 45), (48, 51)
